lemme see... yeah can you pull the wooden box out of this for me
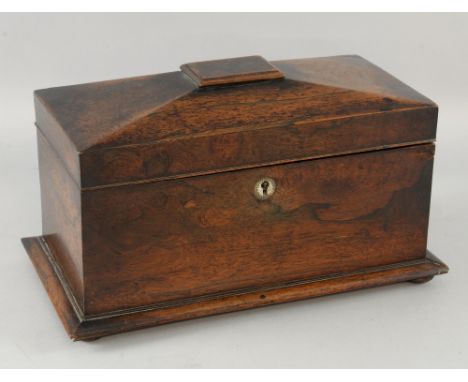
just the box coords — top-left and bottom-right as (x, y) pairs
(22, 55), (448, 341)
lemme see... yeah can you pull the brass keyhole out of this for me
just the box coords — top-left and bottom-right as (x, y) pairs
(254, 177), (276, 200)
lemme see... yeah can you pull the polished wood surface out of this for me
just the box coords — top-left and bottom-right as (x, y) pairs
(22, 236), (448, 341)
(180, 55), (284, 87)
(24, 55), (446, 340)
(82, 144), (435, 315)
(80, 107), (436, 188)
(37, 130), (84, 306)
(34, 55), (437, 188)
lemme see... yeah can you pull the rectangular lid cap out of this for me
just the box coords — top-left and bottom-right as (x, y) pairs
(181, 55), (285, 87)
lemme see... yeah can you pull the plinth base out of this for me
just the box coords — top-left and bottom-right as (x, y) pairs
(22, 236), (449, 341)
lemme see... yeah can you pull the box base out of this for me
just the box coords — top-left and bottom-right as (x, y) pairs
(21, 236), (448, 341)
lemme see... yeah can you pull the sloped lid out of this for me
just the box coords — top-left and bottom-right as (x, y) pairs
(34, 55), (437, 189)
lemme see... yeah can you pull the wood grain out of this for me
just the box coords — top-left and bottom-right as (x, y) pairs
(180, 55), (284, 87)
(24, 54), (446, 340)
(22, 236), (448, 341)
(80, 107), (437, 188)
(34, 55), (437, 188)
(37, 130), (84, 307)
(81, 144), (435, 315)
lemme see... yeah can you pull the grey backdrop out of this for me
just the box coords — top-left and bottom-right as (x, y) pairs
(0, 13), (467, 368)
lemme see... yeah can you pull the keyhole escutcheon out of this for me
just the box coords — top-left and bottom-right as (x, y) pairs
(254, 177), (276, 200)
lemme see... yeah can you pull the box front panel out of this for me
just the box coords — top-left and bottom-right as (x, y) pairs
(82, 144), (434, 315)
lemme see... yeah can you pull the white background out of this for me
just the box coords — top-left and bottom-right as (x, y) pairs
(0, 13), (467, 368)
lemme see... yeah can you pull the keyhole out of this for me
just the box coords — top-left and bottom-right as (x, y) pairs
(254, 177), (276, 200)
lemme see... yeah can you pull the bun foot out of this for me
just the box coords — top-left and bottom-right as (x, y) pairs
(408, 275), (434, 284)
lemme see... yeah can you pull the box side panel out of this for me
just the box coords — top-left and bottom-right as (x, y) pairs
(82, 144), (434, 316)
(35, 94), (81, 187)
(37, 130), (84, 307)
(80, 107), (437, 188)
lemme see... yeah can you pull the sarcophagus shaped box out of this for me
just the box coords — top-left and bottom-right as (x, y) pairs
(22, 55), (448, 340)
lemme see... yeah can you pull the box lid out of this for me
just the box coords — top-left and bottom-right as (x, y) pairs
(34, 55), (437, 189)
